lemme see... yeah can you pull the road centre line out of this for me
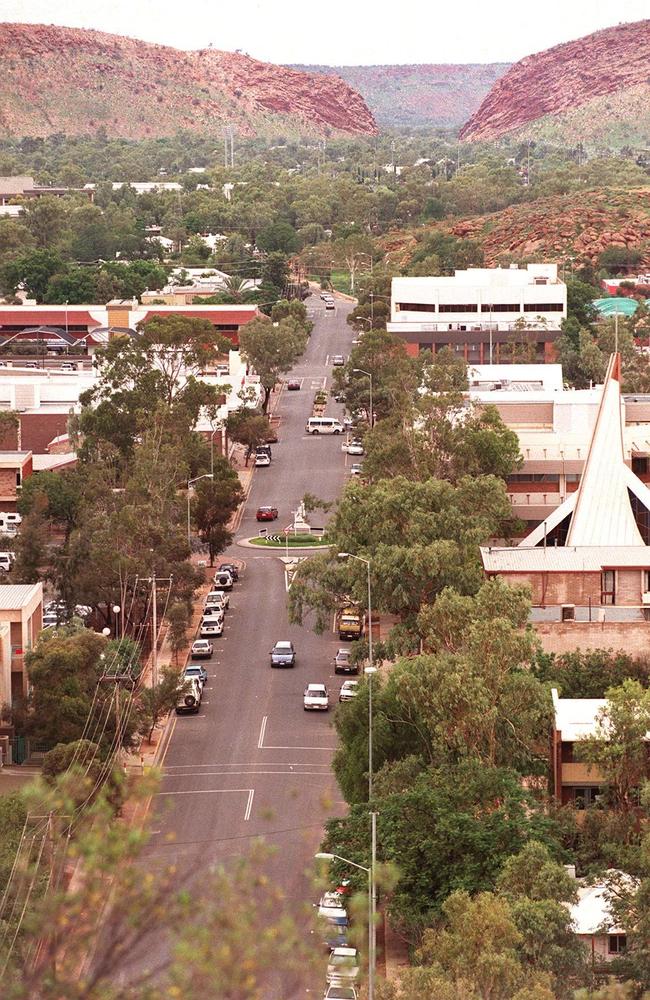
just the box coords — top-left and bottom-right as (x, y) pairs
(257, 714), (268, 748)
(162, 769), (334, 777)
(244, 789), (254, 821)
(164, 762), (332, 769)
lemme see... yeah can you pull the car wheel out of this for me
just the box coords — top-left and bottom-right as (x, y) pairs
(312, 429), (319, 435)
(334, 429), (341, 434)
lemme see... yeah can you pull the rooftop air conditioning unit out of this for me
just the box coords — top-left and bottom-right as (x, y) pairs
(642, 592), (650, 605)
(560, 604), (575, 622)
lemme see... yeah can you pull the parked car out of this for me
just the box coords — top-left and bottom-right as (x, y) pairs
(255, 443), (272, 459)
(256, 505), (279, 522)
(317, 892), (347, 919)
(175, 678), (202, 714)
(265, 427), (279, 444)
(323, 985), (357, 1000)
(3, 513), (21, 527)
(191, 639), (213, 660)
(60, 362), (75, 371)
(255, 452), (271, 467)
(320, 292), (331, 300)
(332, 355), (345, 366)
(326, 947), (360, 985)
(323, 914), (350, 950)
(338, 680), (359, 703)
(270, 640), (296, 667)
(213, 570), (234, 590)
(201, 606), (224, 623)
(217, 563), (239, 582)
(200, 618), (224, 638)
(205, 590), (229, 611)
(184, 663), (208, 686)
(334, 649), (357, 674)
(287, 378), (301, 391)
(349, 463), (363, 476)
(341, 440), (364, 456)
(0, 551), (14, 573)
(304, 683), (329, 711)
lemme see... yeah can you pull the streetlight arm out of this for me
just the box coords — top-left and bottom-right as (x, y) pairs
(315, 852), (369, 873)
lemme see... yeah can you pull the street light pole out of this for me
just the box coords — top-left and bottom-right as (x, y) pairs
(187, 474), (214, 548)
(353, 368), (373, 429)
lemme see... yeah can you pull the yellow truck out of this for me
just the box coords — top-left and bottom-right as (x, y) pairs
(337, 605), (363, 640)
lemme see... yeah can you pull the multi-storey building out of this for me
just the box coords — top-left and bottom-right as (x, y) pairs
(388, 263), (566, 362)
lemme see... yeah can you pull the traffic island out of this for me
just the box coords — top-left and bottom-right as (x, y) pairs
(243, 533), (331, 550)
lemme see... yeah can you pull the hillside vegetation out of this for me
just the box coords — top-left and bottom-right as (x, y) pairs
(0, 23), (377, 139)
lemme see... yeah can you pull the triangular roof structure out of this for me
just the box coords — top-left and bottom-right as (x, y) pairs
(520, 353), (648, 548)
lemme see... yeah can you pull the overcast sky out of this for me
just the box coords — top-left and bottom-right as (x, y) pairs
(0, 0), (647, 64)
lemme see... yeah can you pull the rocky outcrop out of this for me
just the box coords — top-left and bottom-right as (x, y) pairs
(292, 63), (509, 127)
(0, 23), (377, 138)
(460, 20), (650, 141)
(381, 188), (650, 270)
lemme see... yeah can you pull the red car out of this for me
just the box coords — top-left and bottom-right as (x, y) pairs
(256, 505), (279, 522)
(287, 379), (301, 391)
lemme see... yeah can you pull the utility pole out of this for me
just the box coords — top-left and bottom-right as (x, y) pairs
(144, 572), (173, 688)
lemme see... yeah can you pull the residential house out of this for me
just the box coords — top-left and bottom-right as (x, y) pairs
(568, 872), (630, 966)
(0, 583), (43, 706)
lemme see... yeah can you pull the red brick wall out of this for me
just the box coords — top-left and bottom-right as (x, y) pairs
(0, 468), (17, 501)
(499, 570), (603, 606)
(535, 621), (650, 655)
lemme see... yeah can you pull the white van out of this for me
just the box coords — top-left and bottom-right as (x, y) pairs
(306, 417), (344, 435)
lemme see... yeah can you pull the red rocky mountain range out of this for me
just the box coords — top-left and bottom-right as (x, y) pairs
(460, 19), (650, 141)
(0, 23), (377, 138)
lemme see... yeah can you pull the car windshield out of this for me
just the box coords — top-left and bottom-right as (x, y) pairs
(337, 651), (350, 660)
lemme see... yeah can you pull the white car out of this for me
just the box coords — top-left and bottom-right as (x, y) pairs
(255, 452), (271, 467)
(191, 639), (213, 659)
(0, 551), (14, 573)
(318, 891), (347, 920)
(205, 590), (229, 611)
(326, 947), (360, 985)
(332, 355), (345, 366)
(3, 513), (21, 527)
(342, 440), (364, 456)
(304, 683), (329, 711)
(349, 463), (363, 476)
(338, 680), (359, 703)
(200, 618), (224, 638)
(323, 986), (357, 1000)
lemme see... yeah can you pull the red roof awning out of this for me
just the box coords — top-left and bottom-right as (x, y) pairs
(0, 309), (99, 327)
(138, 307), (258, 326)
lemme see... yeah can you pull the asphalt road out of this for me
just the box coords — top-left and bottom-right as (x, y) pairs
(135, 296), (357, 995)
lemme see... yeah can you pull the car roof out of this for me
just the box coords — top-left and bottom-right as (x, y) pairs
(275, 640), (292, 648)
(307, 683), (327, 691)
(331, 947), (357, 957)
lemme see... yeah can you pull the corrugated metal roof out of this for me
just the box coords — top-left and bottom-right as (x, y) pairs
(553, 689), (607, 741)
(0, 583), (41, 609)
(481, 545), (650, 572)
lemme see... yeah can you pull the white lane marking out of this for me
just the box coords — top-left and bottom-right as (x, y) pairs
(244, 789), (254, 821)
(156, 788), (253, 796)
(261, 743), (336, 752)
(258, 715), (268, 749)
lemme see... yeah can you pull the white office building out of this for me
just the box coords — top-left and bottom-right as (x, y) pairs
(388, 263), (567, 363)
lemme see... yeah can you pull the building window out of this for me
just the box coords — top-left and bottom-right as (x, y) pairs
(565, 474), (581, 483)
(608, 934), (627, 955)
(418, 342), (432, 353)
(523, 303), (564, 312)
(508, 474), (560, 483)
(601, 570), (616, 605)
(632, 456), (649, 475)
(396, 302), (437, 312)
(439, 304), (479, 313)
(480, 303), (521, 312)
(573, 787), (601, 809)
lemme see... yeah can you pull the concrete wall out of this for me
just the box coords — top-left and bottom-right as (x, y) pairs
(535, 620), (650, 655)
